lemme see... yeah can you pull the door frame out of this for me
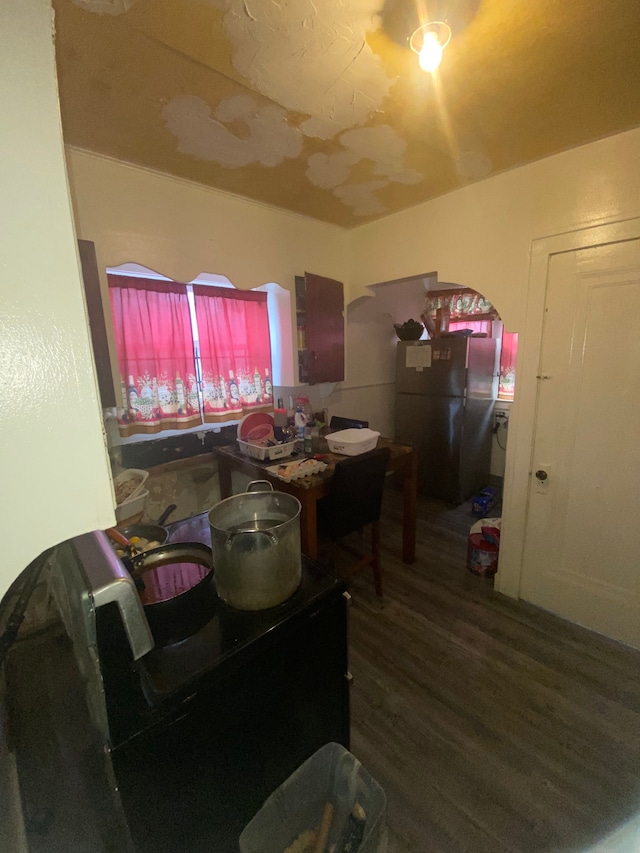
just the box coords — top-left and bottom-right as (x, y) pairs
(495, 216), (640, 599)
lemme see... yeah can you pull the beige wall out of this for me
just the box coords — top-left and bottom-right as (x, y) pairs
(7, 44), (639, 604)
(326, 277), (431, 436)
(66, 148), (350, 391)
(67, 131), (640, 602)
(347, 128), (640, 329)
(345, 128), (640, 596)
(0, 0), (114, 599)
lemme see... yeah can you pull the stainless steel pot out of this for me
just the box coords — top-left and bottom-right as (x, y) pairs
(208, 481), (302, 611)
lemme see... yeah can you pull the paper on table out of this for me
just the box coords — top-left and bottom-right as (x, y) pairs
(405, 344), (431, 371)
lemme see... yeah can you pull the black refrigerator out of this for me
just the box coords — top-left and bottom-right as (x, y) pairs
(395, 337), (497, 503)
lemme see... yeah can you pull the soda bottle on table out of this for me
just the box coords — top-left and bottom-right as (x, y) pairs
(294, 405), (307, 439)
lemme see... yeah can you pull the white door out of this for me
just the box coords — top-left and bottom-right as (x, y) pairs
(520, 238), (640, 648)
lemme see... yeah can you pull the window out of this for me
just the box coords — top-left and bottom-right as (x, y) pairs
(424, 288), (518, 402)
(497, 331), (518, 402)
(108, 274), (273, 438)
(448, 320), (518, 401)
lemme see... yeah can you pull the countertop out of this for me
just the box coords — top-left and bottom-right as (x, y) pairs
(137, 511), (339, 700)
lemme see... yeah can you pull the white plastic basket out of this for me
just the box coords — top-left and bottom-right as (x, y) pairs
(325, 428), (380, 456)
(240, 742), (387, 853)
(237, 438), (297, 461)
(115, 488), (149, 523)
(113, 468), (149, 506)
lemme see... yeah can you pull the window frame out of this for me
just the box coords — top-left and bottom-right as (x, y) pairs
(105, 267), (280, 444)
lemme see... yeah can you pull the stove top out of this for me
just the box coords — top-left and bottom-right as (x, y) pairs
(99, 512), (339, 722)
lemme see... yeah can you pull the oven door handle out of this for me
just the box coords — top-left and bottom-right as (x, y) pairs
(75, 530), (155, 660)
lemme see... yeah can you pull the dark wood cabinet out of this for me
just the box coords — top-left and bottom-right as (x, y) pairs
(296, 272), (345, 385)
(78, 239), (116, 408)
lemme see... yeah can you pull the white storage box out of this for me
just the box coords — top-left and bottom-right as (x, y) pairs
(115, 488), (149, 523)
(113, 468), (149, 506)
(237, 438), (297, 461)
(325, 428), (380, 456)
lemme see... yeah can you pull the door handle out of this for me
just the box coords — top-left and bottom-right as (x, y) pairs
(535, 470), (548, 481)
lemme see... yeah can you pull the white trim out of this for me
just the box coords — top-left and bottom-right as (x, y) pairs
(66, 145), (346, 231)
(495, 216), (640, 599)
(106, 264), (233, 286)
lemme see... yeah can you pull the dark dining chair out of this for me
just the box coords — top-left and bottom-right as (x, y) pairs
(329, 415), (369, 430)
(316, 446), (391, 598)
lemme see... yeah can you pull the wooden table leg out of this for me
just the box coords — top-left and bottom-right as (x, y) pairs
(297, 490), (319, 560)
(402, 450), (417, 564)
(217, 456), (233, 499)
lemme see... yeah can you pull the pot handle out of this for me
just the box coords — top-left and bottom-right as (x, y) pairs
(247, 480), (274, 492)
(224, 528), (279, 550)
(156, 503), (177, 526)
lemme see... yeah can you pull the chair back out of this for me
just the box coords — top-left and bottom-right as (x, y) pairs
(320, 447), (391, 541)
(329, 415), (369, 430)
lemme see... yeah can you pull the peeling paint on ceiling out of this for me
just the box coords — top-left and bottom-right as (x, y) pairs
(162, 94), (303, 168)
(214, 0), (393, 140)
(54, 0), (640, 227)
(307, 125), (423, 214)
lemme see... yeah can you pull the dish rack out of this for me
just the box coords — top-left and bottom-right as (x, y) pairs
(237, 438), (297, 461)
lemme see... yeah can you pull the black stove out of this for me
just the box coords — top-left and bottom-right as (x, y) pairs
(4, 515), (350, 853)
(93, 512), (350, 852)
(97, 513), (340, 739)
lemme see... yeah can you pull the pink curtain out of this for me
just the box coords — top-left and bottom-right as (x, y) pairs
(192, 285), (273, 423)
(108, 275), (201, 437)
(498, 332), (518, 401)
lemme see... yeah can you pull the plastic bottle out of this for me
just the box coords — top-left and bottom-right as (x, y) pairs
(295, 395), (312, 421)
(303, 424), (313, 454)
(294, 405), (307, 439)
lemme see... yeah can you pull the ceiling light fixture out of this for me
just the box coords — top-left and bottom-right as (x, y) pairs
(409, 20), (452, 72)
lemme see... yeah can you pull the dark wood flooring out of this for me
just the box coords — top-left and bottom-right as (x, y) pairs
(346, 488), (640, 853)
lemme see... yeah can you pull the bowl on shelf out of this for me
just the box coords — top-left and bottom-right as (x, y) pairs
(394, 321), (424, 341)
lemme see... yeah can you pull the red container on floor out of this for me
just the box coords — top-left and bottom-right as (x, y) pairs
(467, 533), (499, 576)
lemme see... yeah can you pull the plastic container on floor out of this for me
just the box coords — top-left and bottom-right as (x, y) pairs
(239, 742), (387, 853)
(467, 532), (499, 576)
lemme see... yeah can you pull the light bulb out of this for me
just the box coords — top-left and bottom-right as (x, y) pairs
(418, 31), (443, 72)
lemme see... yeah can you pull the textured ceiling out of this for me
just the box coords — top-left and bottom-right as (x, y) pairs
(54, 0), (640, 227)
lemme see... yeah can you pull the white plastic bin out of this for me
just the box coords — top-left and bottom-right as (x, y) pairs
(325, 429), (380, 456)
(115, 488), (149, 523)
(239, 742), (387, 853)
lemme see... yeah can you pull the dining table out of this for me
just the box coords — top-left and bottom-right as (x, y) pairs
(213, 437), (417, 563)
